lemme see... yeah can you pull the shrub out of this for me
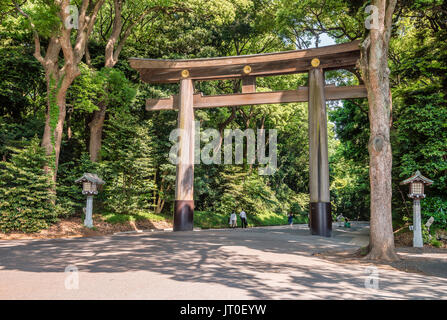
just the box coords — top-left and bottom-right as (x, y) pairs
(101, 114), (156, 215)
(422, 224), (431, 244)
(215, 168), (282, 216)
(0, 137), (60, 233)
(421, 196), (447, 230)
(56, 153), (102, 216)
(430, 239), (442, 248)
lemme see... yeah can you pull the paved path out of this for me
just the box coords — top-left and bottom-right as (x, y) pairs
(0, 224), (446, 299)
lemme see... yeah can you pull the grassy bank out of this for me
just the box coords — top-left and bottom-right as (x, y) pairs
(193, 211), (307, 229)
(101, 210), (307, 230)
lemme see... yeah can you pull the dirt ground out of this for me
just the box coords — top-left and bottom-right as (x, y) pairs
(318, 240), (447, 279)
(393, 227), (447, 248)
(0, 215), (173, 240)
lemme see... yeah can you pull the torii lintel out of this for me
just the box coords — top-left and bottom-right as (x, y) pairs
(129, 40), (361, 83)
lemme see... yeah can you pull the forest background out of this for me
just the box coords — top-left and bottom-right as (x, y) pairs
(0, 0), (445, 234)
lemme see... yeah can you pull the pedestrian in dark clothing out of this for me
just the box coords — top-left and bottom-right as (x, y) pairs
(288, 213), (294, 226)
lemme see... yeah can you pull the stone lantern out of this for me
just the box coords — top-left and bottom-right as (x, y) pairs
(75, 173), (105, 228)
(400, 170), (434, 248)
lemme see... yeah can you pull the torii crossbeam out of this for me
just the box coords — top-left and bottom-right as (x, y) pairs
(129, 40), (366, 237)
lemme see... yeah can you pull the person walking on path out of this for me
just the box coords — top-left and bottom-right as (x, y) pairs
(230, 212), (237, 228)
(239, 210), (247, 228)
(288, 212), (294, 226)
(336, 214), (345, 227)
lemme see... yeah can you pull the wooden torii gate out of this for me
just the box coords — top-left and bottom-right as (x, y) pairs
(129, 40), (366, 237)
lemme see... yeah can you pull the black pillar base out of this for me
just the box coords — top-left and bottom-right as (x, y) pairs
(309, 202), (332, 237)
(174, 200), (194, 231)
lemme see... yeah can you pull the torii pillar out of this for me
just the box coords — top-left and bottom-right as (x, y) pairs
(174, 78), (195, 231)
(308, 65), (331, 237)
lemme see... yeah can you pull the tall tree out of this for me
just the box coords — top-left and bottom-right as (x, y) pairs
(13, 0), (104, 185)
(359, 0), (399, 261)
(87, 0), (174, 162)
(275, 0), (400, 260)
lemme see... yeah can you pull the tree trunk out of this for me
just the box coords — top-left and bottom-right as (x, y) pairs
(87, 0), (164, 162)
(40, 39), (61, 179)
(156, 197), (165, 214)
(88, 0), (123, 162)
(87, 67), (116, 162)
(41, 71), (73, 184)
(359, 0), (399, 261)
(88, 102), (107, 162)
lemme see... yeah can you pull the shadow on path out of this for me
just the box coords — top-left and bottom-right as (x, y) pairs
(0, 225), (446, 299)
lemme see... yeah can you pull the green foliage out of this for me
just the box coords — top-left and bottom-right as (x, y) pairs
(212, 166), (282, 216)
(430, 239), (442, 248)
(393, 86), (447, 195)
(102, 210), (170, 224)
(100, 113), (156, 215)
(275, 0), (363, 48)
(422, 224), (430, 244)
(0, 136), (60, 232)
(191, 211), (229, 229)
(0, 116), (44, 160)
(329, 100), (370, 164)
(69, 65), (103, 113)
(330, 142), (370, 220)
(389, 7), (447, 227)
(0, 44), (44, 119)
(183, 0), (252, 26)
(421, 197), (447, 230)
(250, 211), (306, 226)
(24, 0), (61, 38)
(69, 65), (137, 114)
(57, 110), (158, 219)
(289, 193), (310, 217)
(48, 76), (61, 132)
(56, 153), (100, 215)
(1, 0), (446, 234)
(193, 210), (303, 229)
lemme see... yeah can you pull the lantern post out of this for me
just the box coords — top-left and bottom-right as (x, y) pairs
(75, 173), (105, 228)
(400, 170), (434, 248)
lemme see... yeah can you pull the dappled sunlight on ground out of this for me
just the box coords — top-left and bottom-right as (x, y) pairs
(0, 224), (446, 299)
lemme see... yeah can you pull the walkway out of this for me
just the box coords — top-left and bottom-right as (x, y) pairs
(0, 224), (446, 299)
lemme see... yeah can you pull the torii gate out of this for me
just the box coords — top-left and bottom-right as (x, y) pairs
(129, 40), (366, 237)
